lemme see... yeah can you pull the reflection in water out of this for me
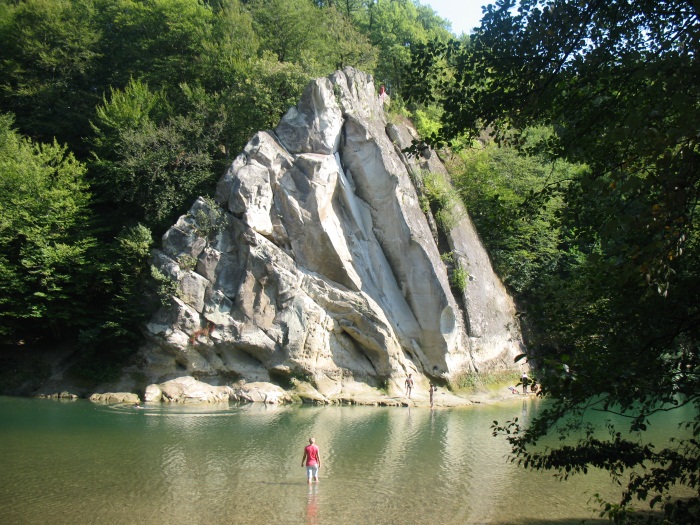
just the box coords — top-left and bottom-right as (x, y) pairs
(0, 396), (694, 525)
(306, 483), (319, 525)
(520, 397), (531, 425)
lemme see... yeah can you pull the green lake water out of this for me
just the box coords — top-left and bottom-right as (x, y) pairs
(0, 395), (693, 525)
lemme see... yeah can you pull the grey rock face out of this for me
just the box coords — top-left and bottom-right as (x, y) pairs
(142, 67), (524, 398)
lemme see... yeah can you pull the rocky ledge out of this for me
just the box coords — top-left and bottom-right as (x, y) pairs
(46, 375), (521, 408)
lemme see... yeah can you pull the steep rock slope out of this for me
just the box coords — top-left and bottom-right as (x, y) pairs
(142, 68), (523, 398)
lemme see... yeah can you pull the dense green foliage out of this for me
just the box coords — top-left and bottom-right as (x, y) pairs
(448, 129), (584, 296)
(407, 1), (699, 522)
(0, 114), (95, 337)
(90, 80), (227, 229)
(0, 0), (452, 377)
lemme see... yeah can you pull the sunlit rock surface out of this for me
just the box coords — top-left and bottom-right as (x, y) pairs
(141, 67), (524, 400)
(144, 376), (236, 404)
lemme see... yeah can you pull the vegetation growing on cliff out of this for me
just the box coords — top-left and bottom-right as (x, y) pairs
(407, 1), (700, 522)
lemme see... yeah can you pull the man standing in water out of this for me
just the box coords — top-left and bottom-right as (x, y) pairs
(301, 437), (321, 483)
(405, 374), (414, 398)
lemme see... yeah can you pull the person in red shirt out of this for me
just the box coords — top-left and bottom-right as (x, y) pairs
(301, 437), (321, 483)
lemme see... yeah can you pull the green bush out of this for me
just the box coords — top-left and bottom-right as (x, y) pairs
(451, 369), (521, 393)
(450, 267), (468, 292)
(421, 171), (464, 233)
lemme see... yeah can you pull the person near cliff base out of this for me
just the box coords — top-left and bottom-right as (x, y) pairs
(529, 380), (539, 395)
(405, 374), (414, 398)
(302, 437), (321, 483)
(521, 372), (529, 394)
(429, 382), (437, 408)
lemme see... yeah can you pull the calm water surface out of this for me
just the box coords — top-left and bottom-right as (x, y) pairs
(0, 396), (692, 525)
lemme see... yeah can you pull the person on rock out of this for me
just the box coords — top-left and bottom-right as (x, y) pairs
(429, 382), (437, 408)
(301, 437), (321, 484)
(405, 374), (414, 398)
(378, 84), (387, 103)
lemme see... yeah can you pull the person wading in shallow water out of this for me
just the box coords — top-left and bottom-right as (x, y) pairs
(404, 374), (414, 398)
(301, 437), (321, 483)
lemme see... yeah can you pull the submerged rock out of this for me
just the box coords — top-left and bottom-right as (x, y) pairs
(139, 67), (525, 399)
(89, 392), (140, 404)
(35, 391), (79, 400)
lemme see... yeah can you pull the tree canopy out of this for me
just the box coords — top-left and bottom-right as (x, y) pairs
(0, 114), (95, 338)
(407, 1), (699, 521)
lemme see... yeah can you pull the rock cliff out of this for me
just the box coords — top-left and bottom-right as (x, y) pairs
(140, 67), (524, 401)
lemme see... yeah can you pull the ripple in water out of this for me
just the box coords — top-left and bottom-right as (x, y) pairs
(102, 401), (242, 416)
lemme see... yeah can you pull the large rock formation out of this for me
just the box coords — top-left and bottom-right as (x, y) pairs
(140, 68), (524, 401)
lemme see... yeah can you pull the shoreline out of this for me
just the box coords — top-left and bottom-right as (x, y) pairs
(1, 344), (535, 407)
(29, 378), (540, 408)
